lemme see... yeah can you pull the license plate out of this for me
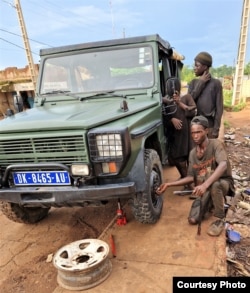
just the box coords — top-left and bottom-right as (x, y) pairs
(13, 171), (71, 186)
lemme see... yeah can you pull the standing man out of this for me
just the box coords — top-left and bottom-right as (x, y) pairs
(188, 52), (223, 138)
(163, 86), (196, 187)
(156, 116), (235, 237)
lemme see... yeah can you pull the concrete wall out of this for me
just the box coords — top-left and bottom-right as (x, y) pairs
(0, 65), (39, 118)
(0, 65), (39, 85)
(0, 92), (13, 118)
(242, 78), (250, 99)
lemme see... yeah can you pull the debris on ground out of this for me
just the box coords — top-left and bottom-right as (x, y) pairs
(224, 125), (250, 277)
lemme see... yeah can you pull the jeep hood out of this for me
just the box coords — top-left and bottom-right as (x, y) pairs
(0, 98), (159, 133)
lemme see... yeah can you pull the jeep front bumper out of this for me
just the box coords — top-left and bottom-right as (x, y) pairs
(0, 182), (136, 207)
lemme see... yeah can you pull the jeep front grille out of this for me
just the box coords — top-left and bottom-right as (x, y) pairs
(0, 135), (88, 169)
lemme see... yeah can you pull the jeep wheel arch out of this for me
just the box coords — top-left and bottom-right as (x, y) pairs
(131, 149), (163, 224)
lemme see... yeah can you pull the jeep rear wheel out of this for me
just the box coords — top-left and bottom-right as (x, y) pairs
(131, 149), (163, 224)
(0, 201), (50, 224)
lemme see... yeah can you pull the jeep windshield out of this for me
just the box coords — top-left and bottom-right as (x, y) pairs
(39, 46), (154, 96)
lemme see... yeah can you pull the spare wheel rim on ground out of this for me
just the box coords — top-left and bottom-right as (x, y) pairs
(53, 239), (112, 291)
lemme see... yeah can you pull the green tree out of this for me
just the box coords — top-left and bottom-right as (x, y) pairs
(211, 65), (234, 78)
(244, 61), (250, 76)
(181, 65), (193, 83)
(181, 62), (249, 82)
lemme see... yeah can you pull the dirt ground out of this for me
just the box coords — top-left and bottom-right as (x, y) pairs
(0, 202), (120, 293)
(0, 102), (250, 292)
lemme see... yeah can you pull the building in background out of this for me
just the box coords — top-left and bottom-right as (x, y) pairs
(0, 64), (39, 119)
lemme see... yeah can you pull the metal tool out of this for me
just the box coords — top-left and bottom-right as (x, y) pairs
(110, 234), (116, 257)
(197, 197), (202, 235)
(173, 190), (193, 195)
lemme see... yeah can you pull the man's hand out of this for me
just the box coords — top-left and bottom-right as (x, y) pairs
(193, 183), (208, 197)
(171, 117), (183, 130)
(200, 70), (211, 83)
(156, 183), (169, 195)
(162, 97), (170, 104)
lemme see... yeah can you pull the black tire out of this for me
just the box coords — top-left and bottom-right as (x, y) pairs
(131, 149), (163, 224)
(0, 201), (50, 224)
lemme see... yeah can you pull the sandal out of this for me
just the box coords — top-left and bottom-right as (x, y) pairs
(207, 219), (224, 236)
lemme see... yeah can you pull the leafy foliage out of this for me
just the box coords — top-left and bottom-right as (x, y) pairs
(244, 62), (250, 76)
(223, 90), (233, 108)
(182, 62), (250, 80)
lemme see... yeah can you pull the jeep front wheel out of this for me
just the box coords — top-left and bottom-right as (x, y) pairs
(131, 149), (163, 224)
(0, 201), (50, 224)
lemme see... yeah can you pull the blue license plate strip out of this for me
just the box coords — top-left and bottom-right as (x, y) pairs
(13, 171), (71, 186)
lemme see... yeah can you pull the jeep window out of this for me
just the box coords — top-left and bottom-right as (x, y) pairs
(40, 46), (154, 95)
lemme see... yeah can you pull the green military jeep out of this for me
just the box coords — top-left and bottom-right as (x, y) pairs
(0, 34), (184, 224)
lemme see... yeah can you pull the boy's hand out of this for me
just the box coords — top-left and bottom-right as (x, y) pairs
(171, 117), (183, 130)
(156, 183), (169, 195)
(200, 70), (211, 82)
(193, 183), (207, 196)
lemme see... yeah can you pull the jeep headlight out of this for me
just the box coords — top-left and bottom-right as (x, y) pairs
(88, 129), (130, 175)
(96, 134), (122, 157)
